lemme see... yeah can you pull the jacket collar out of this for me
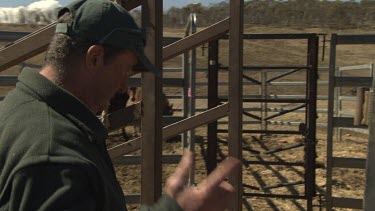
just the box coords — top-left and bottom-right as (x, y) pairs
(17, 68), (108, 142)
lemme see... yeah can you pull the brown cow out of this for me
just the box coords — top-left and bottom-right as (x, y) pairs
(128, 87), (174, 116)
(127, 87), (174, 137)
(100, 88), (131, 140)
(101, 87), (173, 140)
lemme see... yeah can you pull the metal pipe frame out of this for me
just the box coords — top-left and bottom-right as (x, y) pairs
(221, 33), (317, 40)
(187, 13), (197, 186)
(264, 104), (306, 121)
(326, 34), (375, 211)
(266, 68), (304, 83)
(207, 39), (219, 174)
(213, 33), (319, 211)
(305, 34), (319, 211)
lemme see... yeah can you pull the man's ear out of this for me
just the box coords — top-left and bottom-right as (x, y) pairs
(86, 45), (105, 73)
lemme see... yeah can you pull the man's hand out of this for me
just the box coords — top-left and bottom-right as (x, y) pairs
(165, 150), (241, 211)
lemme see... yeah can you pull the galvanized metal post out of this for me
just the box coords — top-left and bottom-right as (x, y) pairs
(187, 13), (197, 186)
(335, 66), (343, 141)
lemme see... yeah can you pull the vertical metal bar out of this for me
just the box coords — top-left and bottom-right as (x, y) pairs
(354, 87), (364, 126)
(259, 70), (263, 133)
(182, 52), (189, 149)
(363, 69), (375, 211)
(265, 71), (268, 132)
(336, 68), (342, 141)
(305, 34), (318, 211)
(189, 13), (197, 138)
(326, 33), (337, 211)
(141, 0), (163, 205)
(261, 70), (268, 134)
(228, 0), (243, 210)
(335, 66), (343, 141)
(182, 14), (192, 148)
(322, 34), (326, 62)
(182, 13), (192, 150)
(207, 39), (219, 174)
(187, 13), (197, 186)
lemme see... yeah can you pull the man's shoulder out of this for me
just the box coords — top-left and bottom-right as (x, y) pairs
(0, 97), (53, 138)
(0, 91), (88, 156)
(0, 98), (98, 183)
(0, 88), (45, 121)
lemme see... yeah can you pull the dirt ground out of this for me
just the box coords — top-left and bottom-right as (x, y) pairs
(1, 23), (374, 210)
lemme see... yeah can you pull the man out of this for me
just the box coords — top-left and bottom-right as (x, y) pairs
(0, 0), (241, 210)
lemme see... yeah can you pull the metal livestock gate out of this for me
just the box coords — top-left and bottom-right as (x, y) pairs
(0, 0), (244, 210)
(205, 33), (319, 210)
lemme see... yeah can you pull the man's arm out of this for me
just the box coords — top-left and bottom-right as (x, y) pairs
(7, 164), (100, 211)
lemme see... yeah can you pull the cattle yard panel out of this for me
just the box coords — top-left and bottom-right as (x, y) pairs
(163, 18), (229, 61)
(334, 64), (374, 141)
(326, 34), (375, 211)
(0, 30), (334, 132)
(209, 33), (318, 210)
(107, 103), (229, 159)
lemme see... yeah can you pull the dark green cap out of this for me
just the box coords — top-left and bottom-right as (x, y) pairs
(56, 0), (159, 76)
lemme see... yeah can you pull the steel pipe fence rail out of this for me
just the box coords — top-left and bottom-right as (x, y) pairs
(161, 67), (330, 73)
(0, 64), (332, 132)
(0, 63), (354, 134)
(335, 63), (374, 140)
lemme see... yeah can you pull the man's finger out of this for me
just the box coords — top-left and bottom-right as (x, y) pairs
(210, 181), (236, 201)
(170, 149), (194, 184)
(202, 157), (241, 191)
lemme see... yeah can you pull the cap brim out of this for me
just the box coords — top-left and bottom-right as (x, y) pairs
(132, 51), (161, 77)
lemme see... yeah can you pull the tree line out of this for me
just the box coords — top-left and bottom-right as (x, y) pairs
(140, 0), (375, 29)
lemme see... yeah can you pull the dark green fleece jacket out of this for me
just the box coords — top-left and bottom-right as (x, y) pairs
(0, 69), (181, 211)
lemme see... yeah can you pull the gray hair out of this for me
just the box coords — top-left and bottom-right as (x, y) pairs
(44, 13), (126, 85)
